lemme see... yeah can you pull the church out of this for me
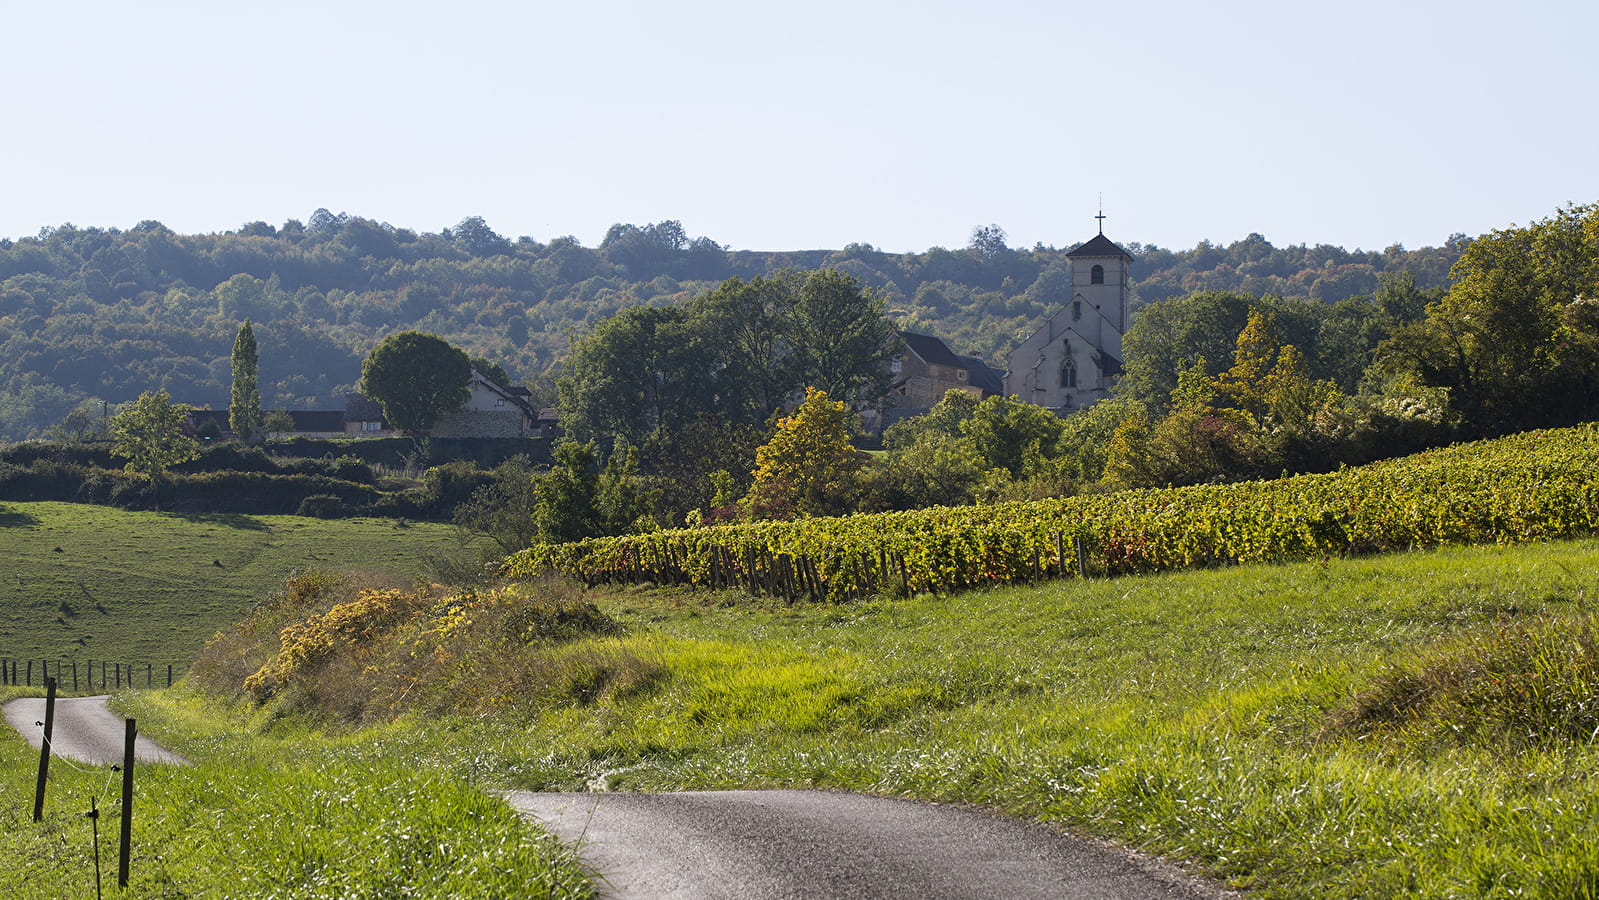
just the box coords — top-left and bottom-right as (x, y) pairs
(1004, 221), (1132, 413)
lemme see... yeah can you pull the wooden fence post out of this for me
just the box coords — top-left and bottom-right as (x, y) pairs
(32, 678), (55, 822)
(1075, 535), (1090, 578)
(118, 719), (135, 888)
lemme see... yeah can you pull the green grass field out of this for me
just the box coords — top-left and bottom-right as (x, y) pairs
(0, 501), (461, 672)
(102, 536), (1599, 898)
(7, 486), (1599, 896)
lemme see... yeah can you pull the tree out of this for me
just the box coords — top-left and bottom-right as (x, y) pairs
(466, 355), (512, 387)
(262, 410), (296, 434)
(958, 395), (1069, 479)
(557, 305), (711, 447)
(229, 320), (261, 442)
(747, 387), (866, 519)
(788, 269), (900, 406)
(111, 390), (200, 506)
(1375, 203), (1599, 434)
(861, 426), (986, 511)
(358, 331), (472, 434)
(968, 224), (1010, 262)
(534, 441), (601, 543)
(1120, 291), (1321, 414)
(448, 216), (511, 257)
(688, 273), (801, 420)
(215, 274), (274, 321)
(641, 416), (764, 523)
(596, 439), (657, 535)
(453, 456), (543, 553)
(48, 400), (108, 443)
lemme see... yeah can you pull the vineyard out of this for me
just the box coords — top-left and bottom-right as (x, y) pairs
(501, 425), (1599, 601)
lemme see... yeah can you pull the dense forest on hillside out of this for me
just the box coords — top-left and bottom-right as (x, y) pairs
(0, 211), (1463, 441)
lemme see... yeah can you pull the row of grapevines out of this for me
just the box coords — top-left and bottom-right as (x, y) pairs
(500, 426), (1599, 600)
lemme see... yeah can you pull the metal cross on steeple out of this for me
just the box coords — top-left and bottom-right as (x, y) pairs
(1095, 198), (1106, 235)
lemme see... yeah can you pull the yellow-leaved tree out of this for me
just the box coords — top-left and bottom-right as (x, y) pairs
(1103, 310), (1342, 489)
(746, 387), (865, 520)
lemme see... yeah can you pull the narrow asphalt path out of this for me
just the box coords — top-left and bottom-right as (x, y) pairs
(3, 695), (186, 766)
(5, 700), (1230, 897)
(508, 790), (1234, 900)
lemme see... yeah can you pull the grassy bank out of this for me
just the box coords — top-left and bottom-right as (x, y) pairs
(0, 685), (592, 898)
(0, 501), (461, 670)
(143, 537), (1599, 898)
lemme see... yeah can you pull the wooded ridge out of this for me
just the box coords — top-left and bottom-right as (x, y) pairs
(0, 213), (1461, 442)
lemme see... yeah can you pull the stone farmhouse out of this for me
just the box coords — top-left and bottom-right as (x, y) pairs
(875, 330), (1006, 431)
(891, 331), (1005, 408)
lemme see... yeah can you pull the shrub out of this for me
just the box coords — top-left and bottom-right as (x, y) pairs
(190, 569), (350, 697)
(210, 572), (648, 724)
(244, 587), (429, 701)
(297, 493), (355, 519)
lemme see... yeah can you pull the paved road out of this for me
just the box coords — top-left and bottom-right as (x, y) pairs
(3, 695), (186, 766)
(508, 790), (1233, 900)
(6, 700), (1229, 897)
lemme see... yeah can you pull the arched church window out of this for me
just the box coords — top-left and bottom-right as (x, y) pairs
(1061, 359), (1076, 389)
(1072, 301), (1082, 321)
(1090, 264), (1105, 285)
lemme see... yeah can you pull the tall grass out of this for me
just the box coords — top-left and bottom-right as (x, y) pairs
(0, 686), (593, 899)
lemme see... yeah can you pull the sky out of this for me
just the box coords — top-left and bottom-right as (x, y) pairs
(3, 0), (1595, 255)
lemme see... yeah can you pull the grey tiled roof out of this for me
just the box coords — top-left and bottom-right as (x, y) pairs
(899, 331), (962, 367)
(1066, 233), (1133, 260)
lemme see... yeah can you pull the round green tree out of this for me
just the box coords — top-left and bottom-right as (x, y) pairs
(111, 389), (201, 508)
(358, 331), (472, 434)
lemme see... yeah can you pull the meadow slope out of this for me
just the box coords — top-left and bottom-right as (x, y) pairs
(0, 502), (460, 669)
(123, 537), (1599, 898)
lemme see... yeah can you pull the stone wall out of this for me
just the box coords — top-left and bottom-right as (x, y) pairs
(430, 410), (525, 439)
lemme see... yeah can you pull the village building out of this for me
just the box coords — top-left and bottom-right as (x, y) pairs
(1005, 225), (1131, 413)
(426, 369), (539, 438)
(190, 369), (542, 440)
(874, 330), (1006, 432)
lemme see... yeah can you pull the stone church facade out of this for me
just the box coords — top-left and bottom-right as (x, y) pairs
(1004, 231), (1132, 412)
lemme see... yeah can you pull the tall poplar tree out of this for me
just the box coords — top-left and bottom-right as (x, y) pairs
(229, 320), (262, 441)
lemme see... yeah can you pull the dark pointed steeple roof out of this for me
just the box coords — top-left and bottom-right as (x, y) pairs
(1066, 233), (1133, 260)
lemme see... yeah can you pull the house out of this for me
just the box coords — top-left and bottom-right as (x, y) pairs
(189, 370), (542, 441)
(1005, 226), (1131, 413)
(877, 330), (1007, 431)
(427, 370), (539, 438)
(275, 410), (346, 439)
(892, 331), (1000, 408)
(343, 393), (390, 436)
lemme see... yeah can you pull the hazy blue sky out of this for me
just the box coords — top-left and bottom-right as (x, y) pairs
(3, 0), (1593, 253)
